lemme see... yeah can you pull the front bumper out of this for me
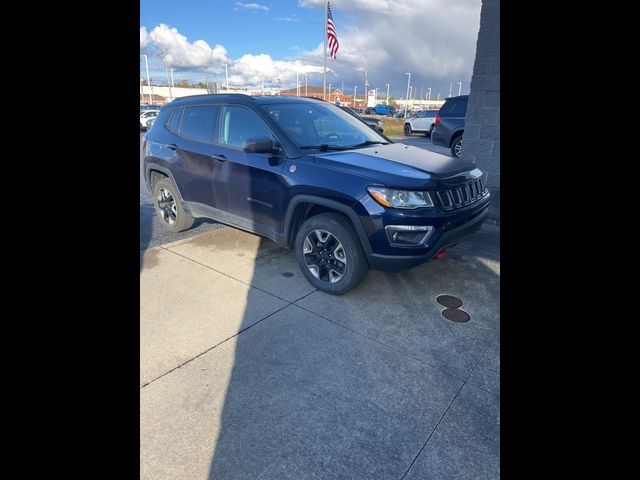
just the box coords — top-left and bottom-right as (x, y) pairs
(356, 192), (490, 271)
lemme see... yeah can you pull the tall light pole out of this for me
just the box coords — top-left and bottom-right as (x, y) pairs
(437, 93), (440, 101)
(385, 83), (390, 105)
(420, 84), (423, 105)
(328, 84), (332, 102)
(305, 74), (308, 97)
(409, 86), (412, 111)
(457, 81), (462, 96)
(427, 87), (431, 102)
(297, 73), (300, 96)
(170, 68), (175, 88)
(448, 82), (452, 98)
(341, 81), (344, 94)
(143, 54), (152, 104)
(140, 76), (144, 103)
(158, 49), (173, 102)
(405, 72), (411, 111)
(353, 86), (357, 108)
(225, 64), (229, 89)
(375, 88), (379, 102)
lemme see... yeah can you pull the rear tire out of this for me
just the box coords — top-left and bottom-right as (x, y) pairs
(295, 213), (369, 295)
(451, 135), (463, 158)
(404, 123), (412, 136)
(152, 177), (195, 233)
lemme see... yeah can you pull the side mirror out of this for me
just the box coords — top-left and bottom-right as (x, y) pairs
(242, 137), (280, 154)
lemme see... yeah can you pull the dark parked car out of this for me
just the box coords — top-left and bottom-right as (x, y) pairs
(431, 95), (468, 158)
(143, 94), (489, 294)
(339, 106), (384, 134)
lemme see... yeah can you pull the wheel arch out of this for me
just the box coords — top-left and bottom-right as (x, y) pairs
(283, 195), (373, 257)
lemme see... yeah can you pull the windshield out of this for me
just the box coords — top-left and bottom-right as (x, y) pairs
(261, 102), (387, 150)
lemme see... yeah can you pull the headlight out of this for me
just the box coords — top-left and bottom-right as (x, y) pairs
(367, 187), (434, 209)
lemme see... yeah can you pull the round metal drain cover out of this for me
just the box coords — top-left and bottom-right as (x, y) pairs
(442, 308), (470, 323)
(436, 294), (463, 309)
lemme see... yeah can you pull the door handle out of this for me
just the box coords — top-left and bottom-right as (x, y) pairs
(212, 154), (227, 161)
(167, 143), (179, 150)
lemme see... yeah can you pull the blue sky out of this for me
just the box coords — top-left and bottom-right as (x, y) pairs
(140, 0), (482, 99)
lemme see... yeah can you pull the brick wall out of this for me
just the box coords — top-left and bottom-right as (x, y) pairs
(463, 0), (500, 225)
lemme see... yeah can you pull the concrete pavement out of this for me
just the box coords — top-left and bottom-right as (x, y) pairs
(140, 224), (500, 479)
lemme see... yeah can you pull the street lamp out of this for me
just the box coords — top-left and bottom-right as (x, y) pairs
(448, 82), (452, 98)
(385, 83), (390, 105)
(170, 68), (175, 88)
(328, 84), (332, 102)
(353, 85), (357, 108)
(457, 81), (462, 96)
(437, 93), (440, 101)
(143, 54), (152, 104)
(405, 73), (411, 111)
(427, 87), (431, 102)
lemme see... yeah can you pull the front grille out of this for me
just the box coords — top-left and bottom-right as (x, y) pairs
(436, 177), (486, 211)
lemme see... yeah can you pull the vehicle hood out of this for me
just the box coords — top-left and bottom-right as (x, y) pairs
(313, 143), (476, 188)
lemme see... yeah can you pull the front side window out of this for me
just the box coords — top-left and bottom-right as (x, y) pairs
(262, 102), (386, 150)
(219, 106), (274, 148)
(179, 105), (218, 142)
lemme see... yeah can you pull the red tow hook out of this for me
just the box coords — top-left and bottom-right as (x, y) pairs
(436, 250), (447, 259)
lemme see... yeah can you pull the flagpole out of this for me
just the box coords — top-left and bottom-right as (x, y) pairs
(323, 0), (327, 101)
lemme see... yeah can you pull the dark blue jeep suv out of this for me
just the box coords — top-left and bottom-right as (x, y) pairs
(143, 94), (489, 294)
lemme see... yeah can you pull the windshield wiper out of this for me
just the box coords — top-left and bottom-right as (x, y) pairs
(347, 140), (389, 149)
(299, 144), (350, 151)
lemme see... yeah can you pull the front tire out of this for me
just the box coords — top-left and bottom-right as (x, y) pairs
(451, 135), (463, 158)
(295, 213), (369, 295)
(152, 177), (195, 233)
(404, 123), (412, 136)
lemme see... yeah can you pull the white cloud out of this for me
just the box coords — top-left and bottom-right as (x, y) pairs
(140, 0), (483, 96)
(234, 1), (269, 11)
(140, 27), (150, 49)
(275, 16), (298, 22)
(296, 0), (482, 96)
(147, 24), (229, 68)
(230, 53), (324, 87)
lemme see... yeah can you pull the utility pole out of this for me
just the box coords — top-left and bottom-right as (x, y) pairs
(405, 72), (411, 111)
(364, 69), (368, 108)
(353, 86), (357, 108)
(170, 68), (175, 88)
(385, 83), (390, 105)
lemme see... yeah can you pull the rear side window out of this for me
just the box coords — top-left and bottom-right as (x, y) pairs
(151, 109), (171, 130)
(439, 97), (468, 117)
(180, 105), (219, 143)
(168, 108), (182, 132)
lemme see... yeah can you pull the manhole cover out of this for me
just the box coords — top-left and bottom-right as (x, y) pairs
(436, 294), (463, 308)
(442, 308), (470, 323)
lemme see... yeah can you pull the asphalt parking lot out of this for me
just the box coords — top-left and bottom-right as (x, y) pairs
(140, 132), (500, 479)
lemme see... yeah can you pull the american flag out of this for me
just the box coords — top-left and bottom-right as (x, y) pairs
(327, 1), (339, 59)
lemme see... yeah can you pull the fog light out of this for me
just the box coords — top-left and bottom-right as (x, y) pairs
(385, 225), (434, 246)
